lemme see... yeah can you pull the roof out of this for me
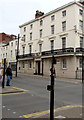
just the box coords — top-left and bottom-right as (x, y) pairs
(19, 0), (84, 28)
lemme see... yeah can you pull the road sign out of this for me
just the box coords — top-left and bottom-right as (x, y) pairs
(2, 59), (4, 64)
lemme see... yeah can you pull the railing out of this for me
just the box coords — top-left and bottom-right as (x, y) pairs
(17, 47), (74, 59)
(76, 47), (84, 53)
(42, 47), (74, 56)
(17, 53), (34, 59)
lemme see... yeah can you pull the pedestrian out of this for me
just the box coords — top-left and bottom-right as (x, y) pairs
(6, 65), (12, 86)
(0, 66), (4, 86)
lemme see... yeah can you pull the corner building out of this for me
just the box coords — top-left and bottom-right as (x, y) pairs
(18, 1), (84, 79)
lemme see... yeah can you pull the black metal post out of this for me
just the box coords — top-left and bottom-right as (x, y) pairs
(42, 59), (43, 76)
(82, 49), (84, 83)
(50, 56), (55, 120)
(16, 34), (19, 77)
(82, 4), (84, 83)
(2, 58), (6, 88)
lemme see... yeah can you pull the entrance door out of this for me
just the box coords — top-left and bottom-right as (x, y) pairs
(38, 61), (40, 75)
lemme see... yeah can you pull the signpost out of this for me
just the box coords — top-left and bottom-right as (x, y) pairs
(47, 55), (56, 120)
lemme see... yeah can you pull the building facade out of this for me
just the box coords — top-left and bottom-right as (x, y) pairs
(0, 39), (18, 72)
(18, 1), (83, 78)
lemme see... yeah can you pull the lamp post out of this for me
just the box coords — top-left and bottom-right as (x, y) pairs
(82, 1), (84, 83)
(16, 34), (20, 77)
(82, 49), (84, 83)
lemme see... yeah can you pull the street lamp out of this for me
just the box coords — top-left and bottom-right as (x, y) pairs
(82, 49), (84, 83)
(15, 34), (24, 77)
(15, 34), (20, 77)
(82, 1), (84, 83)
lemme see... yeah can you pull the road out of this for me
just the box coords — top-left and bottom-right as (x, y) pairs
(2, 75), (82, 118)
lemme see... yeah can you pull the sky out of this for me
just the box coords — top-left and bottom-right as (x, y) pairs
(0, 0), (76, 35)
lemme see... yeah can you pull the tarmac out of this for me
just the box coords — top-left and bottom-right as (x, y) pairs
(1, 75), (84, 119)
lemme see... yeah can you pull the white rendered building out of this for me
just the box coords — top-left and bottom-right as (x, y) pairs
(0, 39), (18, 71)
(18, 1), (84, 79)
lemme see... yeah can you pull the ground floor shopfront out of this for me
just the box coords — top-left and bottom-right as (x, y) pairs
(17, 55), (82, 79)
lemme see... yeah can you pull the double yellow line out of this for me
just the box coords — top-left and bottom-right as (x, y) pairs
(0, 87), (28, 95)
(23, 105), (83, 118)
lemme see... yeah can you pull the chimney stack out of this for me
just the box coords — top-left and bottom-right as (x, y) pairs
(35, 10), (44, 19)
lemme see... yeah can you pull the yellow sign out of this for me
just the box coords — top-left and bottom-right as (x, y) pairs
(2, 59), (4, 64)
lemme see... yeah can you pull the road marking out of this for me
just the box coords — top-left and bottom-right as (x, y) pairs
(13, 112), (16, 114)
(0, 91), (28, 96)
(12, 87), (28, 92)
(23, 105), (83, 118)
(55, 115), (66, 118)
(0, 87), (28, 95)
(8, 109), (10, 111)
(2, 106), (6, 108)
(58, 79), (81, 84)
(19, 116), (22, 118)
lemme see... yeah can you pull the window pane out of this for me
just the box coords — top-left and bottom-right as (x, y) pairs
(79, 9), (83, 16)
(30, 33), (32, 40)
(40, 29), (42, 38)
(79, 58), (82, 68)
(40, 20), (43, 26)
(51, 40), (54, 50)
(62, 37), (66, 49)
(39, 44), (42, 52)
(62, 21), (66, 31)
(29, 45), (32, 54)
(80, 37), (83, 48)
(51, 25), (54, 34)
(51, 15), (55, 21)
(62, 59), (67, 68)
(79, 20), (83, 30)
(62, 10), (66, 17)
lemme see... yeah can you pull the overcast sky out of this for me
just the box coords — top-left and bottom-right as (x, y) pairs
(0, 0), (76, 35)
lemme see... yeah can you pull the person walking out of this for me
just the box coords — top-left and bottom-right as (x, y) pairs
(0, 66), (3, 86)
(6, 65), (12, 86)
